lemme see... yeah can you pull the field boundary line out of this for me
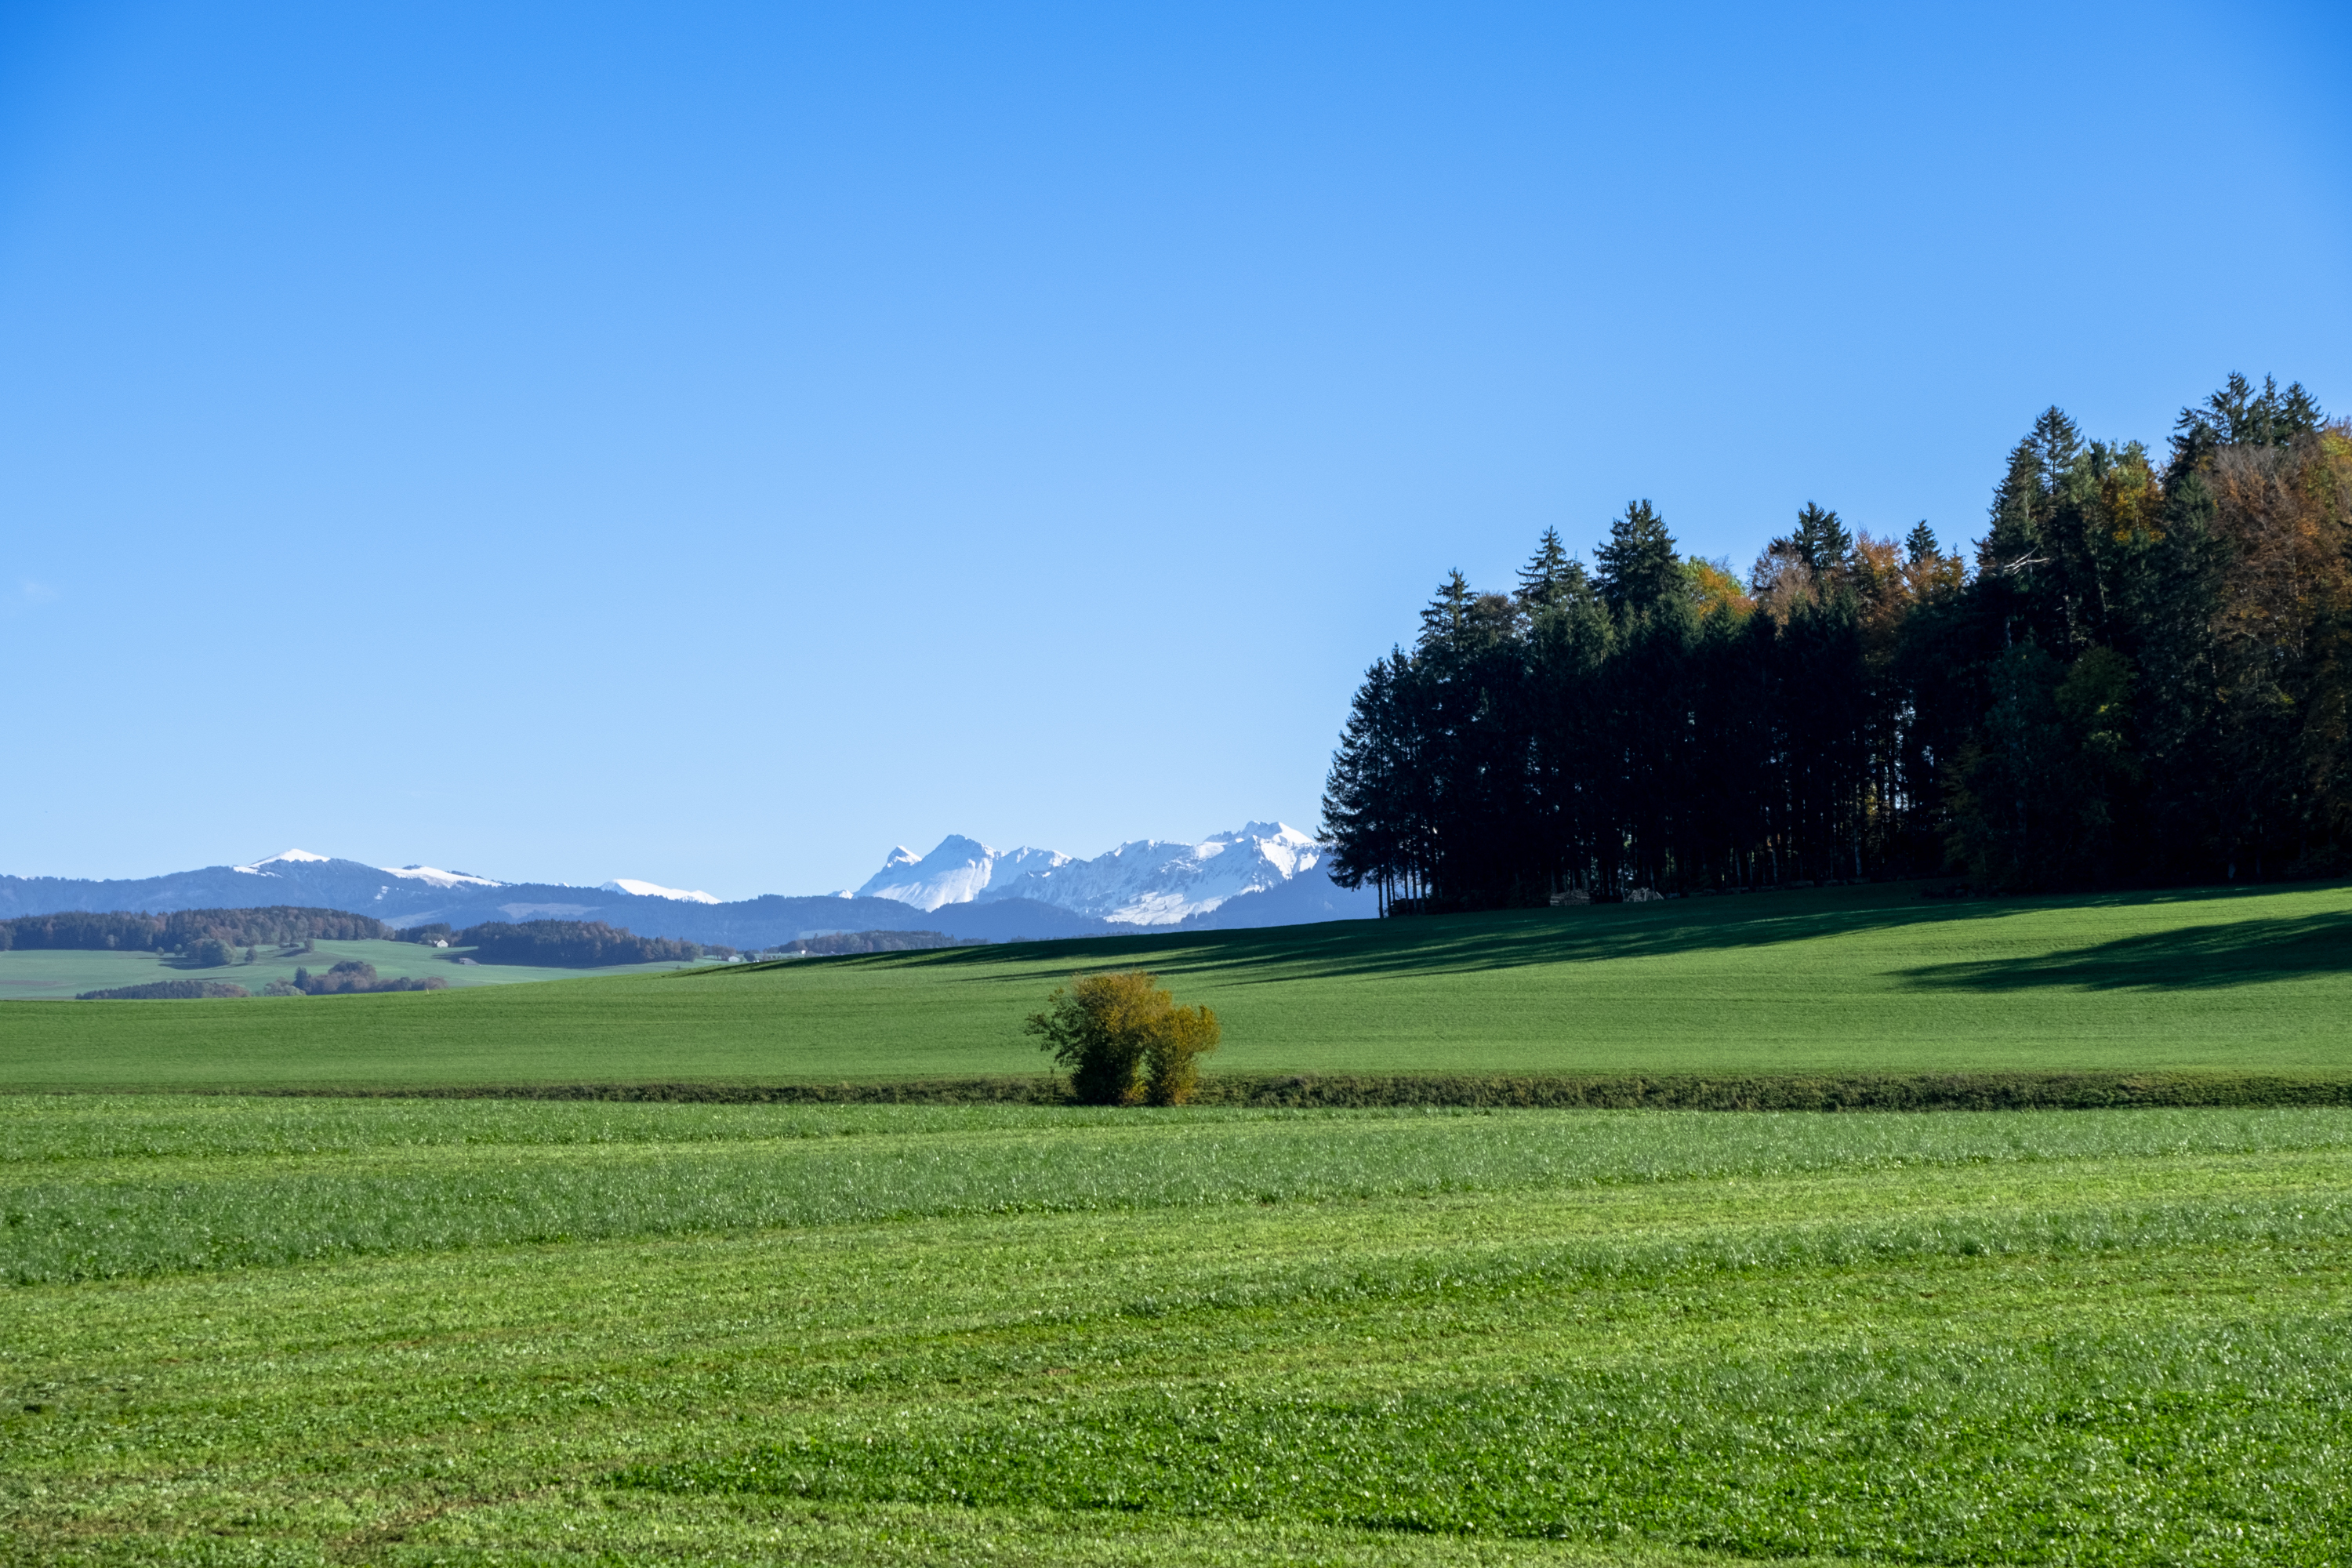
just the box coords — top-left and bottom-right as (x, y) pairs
(15, 1069), (2352, 1109)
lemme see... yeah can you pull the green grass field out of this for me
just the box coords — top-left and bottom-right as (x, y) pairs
(3, 880), (2350, 1089)
(4, 1096), (2349, 1564)
(0, 937), (694, 1003)
(7, 888), (2352, 1562)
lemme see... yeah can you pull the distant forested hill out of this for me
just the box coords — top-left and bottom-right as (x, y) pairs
(0, 858), (1116, 946)
(2, 907), (390, 953)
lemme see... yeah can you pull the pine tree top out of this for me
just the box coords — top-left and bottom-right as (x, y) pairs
(1792, 503), (1852, 576)
(1515, 527), (1590, 614)
(2170, 372), (2327, 475)
(1595, 501), (1680, 617)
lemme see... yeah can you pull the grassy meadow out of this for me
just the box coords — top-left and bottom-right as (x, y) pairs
(4, 1096), (2350, 1564)
(0, 937), (693, 1003)
(2, 880), (2350, 1089)
(5, 884), (2350, 1562)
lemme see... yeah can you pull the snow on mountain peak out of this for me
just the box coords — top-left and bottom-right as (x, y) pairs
(227, 849), (504, 888)
(854, 835), (1073, 912)
(216, 823), (1330, 925)
(234, 848), (332, 873)
(601, 878), (721, 905)
(381, 864), (503, 889)
(855, 822), (1326, 925)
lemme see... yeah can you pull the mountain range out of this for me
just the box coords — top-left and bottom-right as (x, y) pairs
(852, 822), (1335, 925)
(0, 825), (1376, 947)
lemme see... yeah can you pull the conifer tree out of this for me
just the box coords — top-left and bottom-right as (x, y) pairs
(2169, 373), (2325, 477)
(1515, 528), (1586, 614)
(1322, 652), (1419, 909)
(1595, 501), (1681, 619)
(1418, 570), (1477, 648)
(1791, 503), (1852, 578)
(2030, 406), (2083, 475)
(2279, 380), (2325, 437)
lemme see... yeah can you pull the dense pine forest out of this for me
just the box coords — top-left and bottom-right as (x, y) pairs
(1322, 374), (2350, 908)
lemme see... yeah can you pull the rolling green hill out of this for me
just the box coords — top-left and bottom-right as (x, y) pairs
(3, 880), (2350, 1091)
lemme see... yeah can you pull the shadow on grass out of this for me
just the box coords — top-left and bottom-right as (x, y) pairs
(689, 891), (1949, 987)
(695, 882), (2346, 988)
(1899, 910), (2352, 992)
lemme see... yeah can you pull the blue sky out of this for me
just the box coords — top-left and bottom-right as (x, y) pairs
(2, 1), (2347, 897)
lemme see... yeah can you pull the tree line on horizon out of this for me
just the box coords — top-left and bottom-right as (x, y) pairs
(0, 906), (391, 956)
(0, 909), (741, 969)
(455, 920), (720, 967)
(1321, 373), (2350, 907)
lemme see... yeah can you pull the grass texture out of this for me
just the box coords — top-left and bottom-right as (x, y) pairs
(4, 880), (2352, 1089)
(4, 1097), (2352, 1563)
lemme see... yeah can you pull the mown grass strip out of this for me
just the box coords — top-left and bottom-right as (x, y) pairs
(12, 1153), (2347, 1565)
(9, 1101), (2352, 1563)
(619, 1322), (2352, 1562)
(9, 1098), (2352, 1285)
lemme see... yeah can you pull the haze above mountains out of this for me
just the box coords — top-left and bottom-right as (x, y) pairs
(0, 825), (1375, 947)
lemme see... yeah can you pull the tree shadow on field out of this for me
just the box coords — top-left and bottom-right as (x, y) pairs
(848, 886), (2170, 987)
(710, 882), (2352, 990)
(1900, 910), (2352, 992)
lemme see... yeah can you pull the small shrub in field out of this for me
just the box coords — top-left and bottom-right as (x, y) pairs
(1025, 970), (1221, 1105)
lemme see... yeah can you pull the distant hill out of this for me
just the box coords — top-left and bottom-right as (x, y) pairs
(0, 851), (1127, 946)
(0, 827), (1379, 948)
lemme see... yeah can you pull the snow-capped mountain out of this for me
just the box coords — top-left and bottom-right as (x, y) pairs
(232, 848), (334, 873)
(853, 822), (1352, 927)
(234, 850), (503, 890)
(600, 878), (721, 904)
(2, 825), (1379, 948)
(384, 863), (504, 889)
(854, 837), (1075, 912)
(230, 850), (704, 902)
(0, 849), (1118, 945)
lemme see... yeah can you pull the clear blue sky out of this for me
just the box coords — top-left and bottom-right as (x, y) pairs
(3, 1), (2347, 897)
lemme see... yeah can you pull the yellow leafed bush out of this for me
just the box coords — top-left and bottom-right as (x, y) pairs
(1024, 970), (1221, 1105)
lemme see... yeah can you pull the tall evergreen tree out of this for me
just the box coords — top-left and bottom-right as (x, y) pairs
(2279, 380), (2325, 437)
(2171, 372), (2328, 478)
(2030, 405), (2084, 474)
(1595, 501), (1681, 619)
(1515, 528), (1586, 614)
(1418, 570), (1477, 648)
(1791, 503), (1853, 578)
(1323, 652), (1419, 909)
(1984, 408), (2080, 568)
